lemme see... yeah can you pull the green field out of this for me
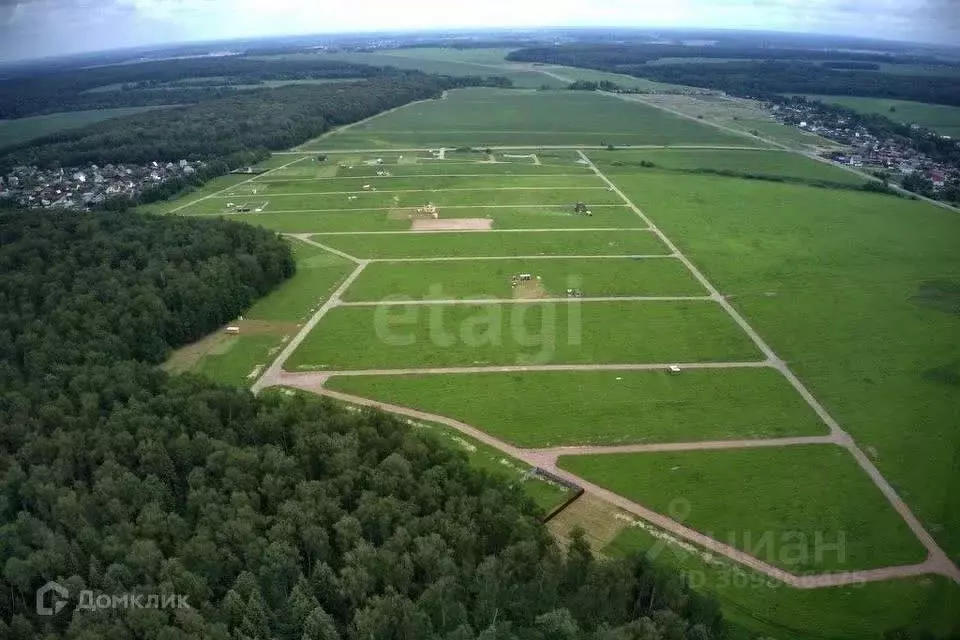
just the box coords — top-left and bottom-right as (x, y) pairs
(313, 230), (664, 259)
(272, 160), (594, 178)
(326, 368), (828, 447)
(287, 300), (761, 370)
(560, 445), (926, 572)
(342, 257), (703, 301)
(799, 95), (960, 138)
(0, 106), (176, 150)
(592, 148), (866, 185)
(599, 165), (960, 559)
(302, 88), (763, 150)
(231, 174), (605, 194)
(229, 205), (640, 233)
(163, 238), (351, 386)
(605, 523), (960, 639)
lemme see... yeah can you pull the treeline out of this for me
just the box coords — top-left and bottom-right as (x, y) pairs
(506, 43), (954, 67)
(0, 57), (384, 118)
(507, 47), (960, 107)
(0, 208), (727, 638)
(0, 74), (480, 170)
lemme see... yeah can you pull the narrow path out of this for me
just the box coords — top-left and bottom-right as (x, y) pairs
(168, 155), (310, 214)
(296, 386), (943, 589)
(251, 261), (367, 393)
(299, 228), (649, 236)
(287, 233), (362, 263)
(273, 144), (783, 154)
(580, 150), (960, 583)
(360, 254), (676, 263)
(212, 186), (611, 198)
(338, 296), (713, 307)
(278, 361), (772, 383)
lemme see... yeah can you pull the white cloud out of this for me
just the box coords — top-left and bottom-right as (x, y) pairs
(1, 0), (957, 61)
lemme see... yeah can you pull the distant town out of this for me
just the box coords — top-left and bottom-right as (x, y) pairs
(770, 100), (959, 200)
(0, 160), (202, 210)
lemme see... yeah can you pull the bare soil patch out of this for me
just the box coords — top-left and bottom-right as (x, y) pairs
(411, 218), (493, 231)
(512, 279), (549, 299)
(547, 493), (628, 553)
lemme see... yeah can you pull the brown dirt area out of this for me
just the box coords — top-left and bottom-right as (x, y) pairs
(548, 493), (629, 554)
(512, 279), (548, 299)
(411, 218), (493, 231)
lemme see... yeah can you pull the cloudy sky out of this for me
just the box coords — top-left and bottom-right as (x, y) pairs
(1, 0), (958, 62)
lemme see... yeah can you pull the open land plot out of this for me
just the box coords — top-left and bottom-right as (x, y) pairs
(235, 205), (641, 233)
(325, 368), (829, 447)
(629, 93), (835, 150)
(593, 148), (866, 185)
(604, 522), (960, 639)
(560, 445), (927, 573)
(237, 174), (606, 194)
(301, 88), (764, 150)
(600, 166), (960, 559)
(341, 258), (703, 301)
(798, 95), (960, 138)
(311, 230), (667, 259)
(273, 160), (595, 178)
(0, 106), (176, 150)
(162, 239), (352, 386)
(286, 300), (762, 370)
(182, 187), (625, 215)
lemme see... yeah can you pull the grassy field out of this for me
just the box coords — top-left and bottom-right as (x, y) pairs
(605, 523), (960, 639)
(560, 445), (926, 572)
(301, 88), (763, 150)
(800, 95), (960, 138)
(341, 257), (704, 301)
(228, 174), (606, 194)
(287, 300), (761, 370)
(226, 206), (641, 233)
(312, 230), (666, 259)
(599, 165), (960, 560)
(272, 160), (595, 178)
(162, 238), (352, 386)
(325, 368), (828, 447)
(592, 148), (865, 185)
(0, 106), (175, 150)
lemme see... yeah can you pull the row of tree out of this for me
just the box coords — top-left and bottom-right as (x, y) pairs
(0, 208), (728, 639)
(507, 47), (960, 107)
(0, 73), (494, 170)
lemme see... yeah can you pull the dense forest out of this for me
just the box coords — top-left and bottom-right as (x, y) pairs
(507, 47), (960, 107)
(0, 73), (492, 170)
(0, 210), (726, 638)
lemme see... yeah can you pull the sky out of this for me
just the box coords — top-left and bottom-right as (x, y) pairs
(0, 0), (958, 62)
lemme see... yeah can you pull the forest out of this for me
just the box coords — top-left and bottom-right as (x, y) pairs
(507, 47), (960, 107)
(0, 73), (496, 170)
(0, 209), (727, 639)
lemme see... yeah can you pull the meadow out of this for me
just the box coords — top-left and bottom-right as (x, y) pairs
(559, 445), (927, 572)
(599, 163), (960, 559)
(229, 205), (641, 233)
(311, 230), (667, 259)
(800, 95), (960, 137)
(286, 300), (762, 370)
(592, 147), (866, 185)
(163, 238), (353, 386)
(0, 106), (175, 150)
(340, 257), (704, 301)
(227, 174), (605, 194)
(604, 523), (960, 639)
(301, 88), (762, 150)
(325, 368), (829, 447)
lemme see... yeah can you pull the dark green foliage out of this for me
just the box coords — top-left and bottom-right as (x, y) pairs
(913, 280), (960, 315)
(508, 46), (960, 107)
(0, 75), (454, 169)
(0, 208), (724, 638)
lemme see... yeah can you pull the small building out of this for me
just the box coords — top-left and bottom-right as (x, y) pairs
(669, 365), (682, 375)
(225, 327), (241, 335)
